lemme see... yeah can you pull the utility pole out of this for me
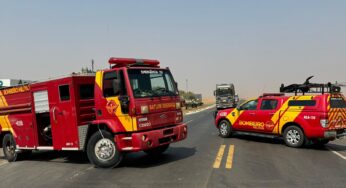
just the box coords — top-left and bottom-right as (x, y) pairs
(186, 79), (188, 93)
(91, 59), (95, 72)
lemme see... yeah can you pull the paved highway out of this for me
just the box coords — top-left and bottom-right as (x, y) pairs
(1, 108), (346, 188)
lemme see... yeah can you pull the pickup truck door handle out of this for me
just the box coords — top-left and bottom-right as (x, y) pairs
(249, 113), (256, 116)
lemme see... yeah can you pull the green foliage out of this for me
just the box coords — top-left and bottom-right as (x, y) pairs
(179, 90), (196, 100)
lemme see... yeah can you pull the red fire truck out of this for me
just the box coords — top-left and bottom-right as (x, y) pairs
(0, 57), (187, 168)
(215, 77), (346, 147)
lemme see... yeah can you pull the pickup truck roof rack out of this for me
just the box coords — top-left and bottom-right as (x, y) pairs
(261, 93), (285, 97)
(280, 76), (341, 95)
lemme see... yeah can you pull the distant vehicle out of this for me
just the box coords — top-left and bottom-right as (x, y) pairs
(194, 94), (203, 106)
(0, 57), (187, 168)
(215, 77), (346, 148)
(214, 84), (238, 110)
(183, 93), (203, 109)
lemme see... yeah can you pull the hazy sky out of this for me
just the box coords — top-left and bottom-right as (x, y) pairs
(1, 1), (345, 98)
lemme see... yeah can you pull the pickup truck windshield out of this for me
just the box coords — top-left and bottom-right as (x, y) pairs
(128, 69), (178, 98)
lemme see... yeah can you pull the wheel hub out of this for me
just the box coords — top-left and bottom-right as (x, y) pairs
(220, 123), (228, 135)
(5, 142), (15, 155)
(94, 138), (116, 161)
(287, 130), (300, 144)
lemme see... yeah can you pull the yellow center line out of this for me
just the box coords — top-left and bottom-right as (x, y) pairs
(213, 145), (226, 168)
(225, 145), (235, 169)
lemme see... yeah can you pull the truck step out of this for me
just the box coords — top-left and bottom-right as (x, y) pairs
(122, 147), (133, 151)
(235, 131), (279, 139)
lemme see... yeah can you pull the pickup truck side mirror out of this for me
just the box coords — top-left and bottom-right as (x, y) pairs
(237, 105), (243, 111)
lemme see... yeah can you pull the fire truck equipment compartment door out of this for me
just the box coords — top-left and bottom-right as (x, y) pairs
(49, 82), (79, 150)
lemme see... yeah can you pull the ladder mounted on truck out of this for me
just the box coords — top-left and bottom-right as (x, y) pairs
(280, 76), (341, 95)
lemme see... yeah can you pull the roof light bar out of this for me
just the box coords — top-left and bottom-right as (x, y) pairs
(108, 57), (160, 68)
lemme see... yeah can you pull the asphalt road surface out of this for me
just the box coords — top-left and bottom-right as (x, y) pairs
(1, 108), (346, 188)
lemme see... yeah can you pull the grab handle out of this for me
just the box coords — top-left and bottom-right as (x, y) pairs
(52, 107), (57, 123)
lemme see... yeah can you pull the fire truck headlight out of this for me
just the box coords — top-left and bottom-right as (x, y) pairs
(320, 119), (329, 128)
(176, 102), (181, 109)
(141, 105), (149, 114)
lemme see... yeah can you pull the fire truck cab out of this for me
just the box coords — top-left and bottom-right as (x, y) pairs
(0, 57), (187, 168)
(215, 78), (346, 148)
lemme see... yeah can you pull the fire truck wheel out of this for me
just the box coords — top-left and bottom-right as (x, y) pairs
(2, 134), (18, 162)
(283, 126), (305, 148)
(218, 120), (232, 138)
(87, 130), (123, 168)
(144, 144), (170, 155)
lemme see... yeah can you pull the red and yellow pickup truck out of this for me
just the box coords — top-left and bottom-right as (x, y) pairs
(215, 93), (346, 147)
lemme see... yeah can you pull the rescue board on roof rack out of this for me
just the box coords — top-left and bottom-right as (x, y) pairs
(108, 57), (160, 68)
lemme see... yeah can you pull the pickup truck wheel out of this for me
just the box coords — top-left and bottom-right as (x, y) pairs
(2, 134), (18, 162)
(87, 130), (123, 168)
(144, 144), (170, 155)
(218, 120), (232, 138)
(283, 126), (305, 148)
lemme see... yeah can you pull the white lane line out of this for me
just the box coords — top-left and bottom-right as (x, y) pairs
(0, 160), (8, 167)
(185, 105), (215, 116)
(327, 148), (346, 160)
(185, 120), (194, 125)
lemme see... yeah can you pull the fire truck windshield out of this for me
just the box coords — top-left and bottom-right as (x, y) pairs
(128, 69), (178, 98)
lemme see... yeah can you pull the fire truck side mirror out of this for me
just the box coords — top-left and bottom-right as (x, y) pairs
(119, 95), (130, 114)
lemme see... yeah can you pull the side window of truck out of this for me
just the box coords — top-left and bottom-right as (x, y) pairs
(103, 71), (118, 97)
(288, 100), (316, 107)
(240, 100), (258, 110)
(80, 84), (94, 99)
(260, 99), (278, 110)
(330, 97), (346, 108)
(59, 85), (70, 101)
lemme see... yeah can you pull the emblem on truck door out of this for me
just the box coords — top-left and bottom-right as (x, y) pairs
(106, 100), (118, 114)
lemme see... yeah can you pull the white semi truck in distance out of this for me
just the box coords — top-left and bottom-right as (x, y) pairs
(214, 83), (238, 110)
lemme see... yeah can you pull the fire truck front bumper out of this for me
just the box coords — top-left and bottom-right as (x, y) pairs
(115, 123), (187, 152)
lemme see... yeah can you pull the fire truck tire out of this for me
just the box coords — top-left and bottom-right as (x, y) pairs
(86, 130), (123, 168)
(2, 134), (18, 162)
(283, 126), (305, 148)
(144, 144), (170, 155)
(218, 120), (232, 138)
